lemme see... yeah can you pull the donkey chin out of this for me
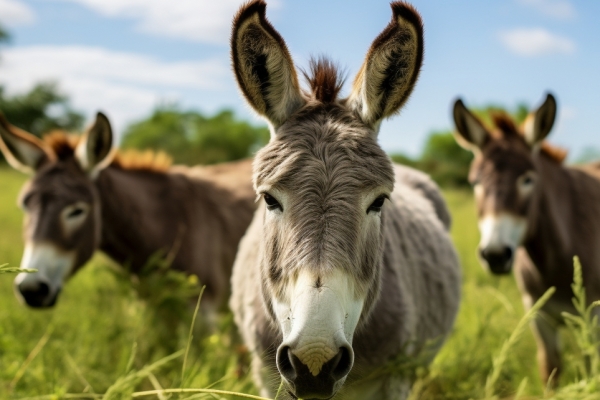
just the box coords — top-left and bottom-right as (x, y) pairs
(13, 242), (74, 308)
(273, 270), (363, 399)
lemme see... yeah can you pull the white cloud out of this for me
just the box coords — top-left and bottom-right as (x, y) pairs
(517, 0), (576, 20)
(0, 46), (228, 135)
(498, 28), (575, 57)
(0, 0), (35, 27)
(56, 0), (279, 44)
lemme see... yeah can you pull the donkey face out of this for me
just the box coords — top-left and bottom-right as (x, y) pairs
(453, 94), (557, 274)
(232, 1), (423, 398)
(0, 113), (114, 307)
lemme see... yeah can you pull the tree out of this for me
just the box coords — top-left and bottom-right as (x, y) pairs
(122, 107), (269, 165)
(0, 24), (8, 43)
(0, 83), (84, 136)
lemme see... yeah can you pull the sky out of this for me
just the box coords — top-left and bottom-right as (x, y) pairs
(0, 0), (598, 158)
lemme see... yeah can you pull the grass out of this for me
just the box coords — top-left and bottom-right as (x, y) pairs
(0, 168), (598, 399)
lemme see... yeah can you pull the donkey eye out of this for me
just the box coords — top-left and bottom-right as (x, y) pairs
(67, 208), (85, 218)
(63, 203), (90, 220)
(367, 195), (387, 214)
(519, 171), (536, 187)
(263, 193), (282, 211)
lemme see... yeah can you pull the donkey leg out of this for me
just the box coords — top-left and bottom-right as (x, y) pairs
(531, 314), (561, 387)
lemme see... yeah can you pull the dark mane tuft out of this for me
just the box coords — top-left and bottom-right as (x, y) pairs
(42, 131), (172, 171)
(490, 112), (567, 164)
(302, 57), (345, 104)
(44, 131), (79, 159)
(491, 113), (519, 138)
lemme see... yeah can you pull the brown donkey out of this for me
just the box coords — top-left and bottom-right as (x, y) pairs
(453, 93), (600, 385)
(229, 1), (461, 399)
(0, 112), (256, 311)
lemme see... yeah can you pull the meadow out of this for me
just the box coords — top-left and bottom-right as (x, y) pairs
(0, 167), (597, 399)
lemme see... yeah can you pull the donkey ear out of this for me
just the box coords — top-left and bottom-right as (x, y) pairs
(523, 93), (557, 147)
(75, 112), (114, 177)
(231, 0), (305, 130)
(453, 99), (490, 152)
(0, 113), (55, 174)
(348, 2), (424, 129)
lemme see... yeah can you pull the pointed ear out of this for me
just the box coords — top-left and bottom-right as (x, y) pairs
(523, 93), (557, 147)
(0, 113), (55, 174)
(75, 112), (114, 177)
(348, 2), (424, 130)
(231, 0), (305, 130)
(452, 99), (490, 152)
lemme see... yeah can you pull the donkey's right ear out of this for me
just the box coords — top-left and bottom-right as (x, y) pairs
(453, 99), (490, 152)
(231, 0), (305, 130)
(0, 113), (55, 174)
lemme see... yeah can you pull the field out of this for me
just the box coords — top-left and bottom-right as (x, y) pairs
(0, 167), (597, 399)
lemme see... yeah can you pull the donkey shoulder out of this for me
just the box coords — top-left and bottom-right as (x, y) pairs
(392, 163), (451, 230)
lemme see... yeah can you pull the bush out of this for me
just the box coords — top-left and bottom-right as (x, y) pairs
(121, 107), (269, 165)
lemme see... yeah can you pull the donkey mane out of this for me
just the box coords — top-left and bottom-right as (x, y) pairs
(43, 130), (172, 172)
(302, 57), (345, 103)
(490, 113), (567, 164)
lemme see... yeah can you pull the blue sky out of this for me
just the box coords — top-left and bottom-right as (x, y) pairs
(0, 0), (598, 158)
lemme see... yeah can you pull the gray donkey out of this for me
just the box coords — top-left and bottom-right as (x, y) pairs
(229, 1), (461, 399)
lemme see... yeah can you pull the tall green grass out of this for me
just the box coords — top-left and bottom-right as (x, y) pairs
(0, 169), (598, 399)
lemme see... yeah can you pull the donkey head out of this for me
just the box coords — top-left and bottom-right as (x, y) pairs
(453, 94), (557, 274)
(0, 113), (114, 307)
(232, 1), (423, 398)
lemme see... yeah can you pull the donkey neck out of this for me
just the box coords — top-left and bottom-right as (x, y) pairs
(94, 164), (254, 276)
(523, 153), (575, 284)
(95, 166), (181, 271)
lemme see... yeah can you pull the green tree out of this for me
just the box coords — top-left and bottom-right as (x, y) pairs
(0, 25), (8, 43)
(0, 83), (84, 136)
(122, 107), (269, 165)
(419, 130), (473, 187)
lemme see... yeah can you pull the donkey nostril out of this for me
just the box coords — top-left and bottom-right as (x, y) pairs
(479, 247), (487, 260)
(18, 280), (52, 308)
(502, 246), (513, 261)
(331, 346), (353, 381)
(37, 282), (50, 297)
(277, 346), (297, 381)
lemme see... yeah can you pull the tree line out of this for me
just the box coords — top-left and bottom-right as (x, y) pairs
(0, 23), (554, 189)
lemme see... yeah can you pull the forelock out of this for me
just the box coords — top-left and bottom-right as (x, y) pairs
(301, 57), (345, 104)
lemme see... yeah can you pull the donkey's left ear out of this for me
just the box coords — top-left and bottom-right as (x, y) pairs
(348, 2), (424, 130)
(75, 112), (114, 178)
(523, 93), (557, 147)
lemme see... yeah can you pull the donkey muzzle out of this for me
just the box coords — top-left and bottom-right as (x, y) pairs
(15, 277), (61, 308)
(277, 344), (353, 399)
(479, 246), (514, 275)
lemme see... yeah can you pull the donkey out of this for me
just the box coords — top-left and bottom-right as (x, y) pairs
(453, 93), (600, 385)
(229, 1), (461, 399)
(0, 112), (256, 311)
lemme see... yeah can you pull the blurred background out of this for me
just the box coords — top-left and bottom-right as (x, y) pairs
(1, 0), (599, 183)
(1, 0), (599, 398)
